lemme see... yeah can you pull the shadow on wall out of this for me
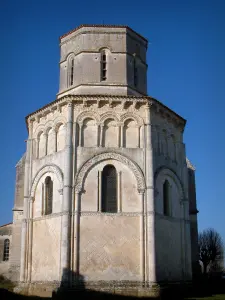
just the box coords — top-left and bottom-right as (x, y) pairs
(1, 268), (225, 300)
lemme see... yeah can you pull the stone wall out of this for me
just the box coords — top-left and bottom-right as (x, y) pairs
(80, 215), (141, 281)
(31, 216), (61, 281)
(14, 155), (25, 209)
(58, 26), (147, 97)
(0, 223), (12, 279)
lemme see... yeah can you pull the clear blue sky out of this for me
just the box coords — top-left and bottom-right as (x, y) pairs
(0, 0), (225, 245)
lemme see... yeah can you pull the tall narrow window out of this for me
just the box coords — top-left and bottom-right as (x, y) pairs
(101, 51), (107, 81)
(163, 180), (170, 216)
(3, 239), (10, 261)
(133, 57), (138, 87)
(69, 58), (74, 86)
(45, 176), (53, 215)
(102, 165), (117, 212)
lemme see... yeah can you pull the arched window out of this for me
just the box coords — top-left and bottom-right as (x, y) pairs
(3, 239), (10, 261)
(45, 176), (53, 215)
(68, 57), (74, 87)
(100, 50), (107, 81)
(163, 180), (170, 216)
(102, 165), (117, 213)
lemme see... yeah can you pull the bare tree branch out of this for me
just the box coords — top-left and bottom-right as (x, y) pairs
(198, 228), (224, 275)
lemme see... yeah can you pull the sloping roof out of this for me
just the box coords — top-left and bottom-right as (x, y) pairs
(60, 24), (148, 42)
(0, 222), (12, 228)
(25, 94), (186, 127)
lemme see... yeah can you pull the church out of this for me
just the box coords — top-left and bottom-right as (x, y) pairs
(0, 25), (199, 296)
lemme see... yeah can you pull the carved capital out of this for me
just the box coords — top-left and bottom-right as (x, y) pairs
(138, 189), (145, 195)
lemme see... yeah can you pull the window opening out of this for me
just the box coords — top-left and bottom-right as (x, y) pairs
(3, 239), (10, 261)
(101, 165), (117, 212)
(45, 176), (53, 215)
(163, 180), (170, 216)
(101, 51), (107, 81)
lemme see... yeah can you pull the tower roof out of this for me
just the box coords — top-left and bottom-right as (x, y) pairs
(60, 24), (148, 43)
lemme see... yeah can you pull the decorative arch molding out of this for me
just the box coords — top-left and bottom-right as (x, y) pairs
(76, 111), (100, 124)
(30, 164), (64, 198)
(98, 46), (112, 53)
(100, 112), (119, 123)
(46, 125), (54, 134)
(120, 112), (144, 126)
(34, 125), (45, 139)
(66, 52), (75, 61)
(44, 120), (54, 130)
(54, 116), (67, 128)
(154, 166), (185, 199)
(74, 151), (145, 193)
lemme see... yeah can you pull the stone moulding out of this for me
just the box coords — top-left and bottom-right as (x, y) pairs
(154, 165), (185, 199)
(13, 280), (163, 298)
(75, 109), (145, 129)
(30, 164), (64, 198)
(79, 212), (142, 216)
(26, 95), (186, 132)
(74, 151), (145, 193)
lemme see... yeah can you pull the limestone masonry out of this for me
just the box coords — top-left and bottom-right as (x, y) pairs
(0, 25), (198, 297)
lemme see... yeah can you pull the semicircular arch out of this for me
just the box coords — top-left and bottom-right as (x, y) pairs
(120, 112), (144, 126)
(34, 125), (45, 139)
(74, 151), (145, 193)
(54, 116), (67, 128)
(154, 166), (185, 199)
(100, 112), (119, 123)
(76, 111), (100, 124)
(30, 164), (64, 198)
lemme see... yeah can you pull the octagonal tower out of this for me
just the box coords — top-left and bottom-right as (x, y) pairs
(58, 25), (148, 97)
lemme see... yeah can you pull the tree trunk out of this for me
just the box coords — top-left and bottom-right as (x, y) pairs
(203, 263), (208, 275)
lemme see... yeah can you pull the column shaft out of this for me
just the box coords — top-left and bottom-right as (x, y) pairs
(60, 102), (73, 282)
(98, 171), (102, 211)
(20, 138), (32, 281)
(120, 126), (123, 147)
(27, 199), (33, 281)
(74, 192), (80, 279)
(100, 125), (104, 146)
(53, 129), (57, 153)
(138, 126), (141, 148)
(117, 171), (121, 212)
(145, 103), (156, 283)
(140, 192), (145, 283)
(78, 124), (82, 146)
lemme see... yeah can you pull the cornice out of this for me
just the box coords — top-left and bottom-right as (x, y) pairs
(0, 222), (13, 228)
(25, 94), (186, 132)
(60, 24), (148, 43)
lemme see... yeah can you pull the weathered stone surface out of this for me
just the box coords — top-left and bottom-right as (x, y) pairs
(1, 25), (198, 294)
(0, 223), (12, 278)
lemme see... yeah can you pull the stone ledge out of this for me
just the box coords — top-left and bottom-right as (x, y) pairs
(14, 281), (193, 298)
(14, 281), (161, 298)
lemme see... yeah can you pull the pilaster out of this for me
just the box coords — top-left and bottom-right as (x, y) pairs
(20, 121), (33, 282)
(98, 171), (102, 212)
(74, 191), (80, 280)
(60, 101), (73, 282)
(145, 102), (156, 283)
